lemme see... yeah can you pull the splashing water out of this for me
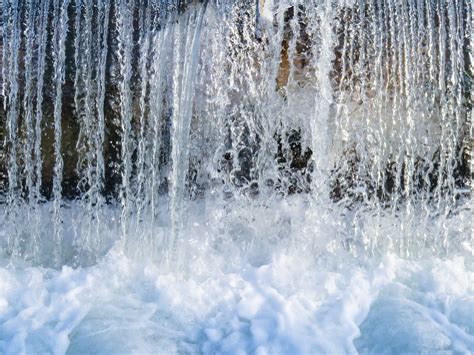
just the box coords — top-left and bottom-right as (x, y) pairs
(0, 0), (472, 353)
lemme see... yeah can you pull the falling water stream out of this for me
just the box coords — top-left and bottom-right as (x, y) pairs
(0, 0), (472, 352)
(1, 0), (470, 266)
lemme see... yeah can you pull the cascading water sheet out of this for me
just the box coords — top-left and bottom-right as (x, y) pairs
(0, 0), (472, 353)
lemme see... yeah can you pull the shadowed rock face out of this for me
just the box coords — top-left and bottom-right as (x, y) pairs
(0, 0), (471, 205)
(274, 4), (312, 90)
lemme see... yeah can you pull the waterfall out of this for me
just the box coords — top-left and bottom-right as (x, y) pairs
(0, 0), (471, 267)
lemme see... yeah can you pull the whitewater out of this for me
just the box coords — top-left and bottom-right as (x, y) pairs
(1, 0), (472, 353)
(1, 197), (472, 354)
(1, 247), (473, 354)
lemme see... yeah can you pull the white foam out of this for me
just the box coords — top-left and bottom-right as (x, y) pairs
(0, 249), (472, 354)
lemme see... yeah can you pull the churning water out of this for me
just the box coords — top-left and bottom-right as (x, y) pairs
(0, 0), (472, 353)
